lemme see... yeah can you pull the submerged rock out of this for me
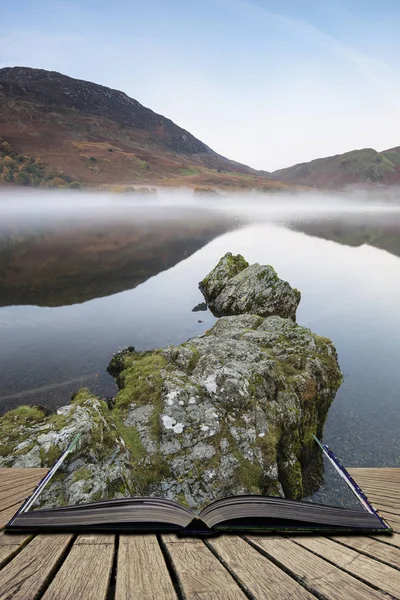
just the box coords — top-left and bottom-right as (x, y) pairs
(0, 253), (341, 510)
(192, 302), (207, 312)
(199, 252), (301, 320)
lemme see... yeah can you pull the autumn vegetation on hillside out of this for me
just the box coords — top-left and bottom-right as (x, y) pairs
(0, 138), (81, 188)
(0, 67), (304, 192)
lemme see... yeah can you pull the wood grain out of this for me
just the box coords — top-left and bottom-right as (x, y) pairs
(0, 487), (37, 513)
(163, 536), (247, 599)
(0, 534), (72, 600)
(116, 535), (177, 600)
(352, 480), (400, 492)
(0, 466), (398, 599)
(376, 510), (400, 531)
(0, 531), (32, 568)
(248, 535), (388, 600)
(0, 468), (48, 477)
(330, 535), (400, 568)
(365, 499), (400, 514)
(0, 479), (43, 502)
(349, 468), (400, 478)
(209, 535), (314, 599)
(294, 536), (400, 597)
(42, 535), (115, 600)
(0, 474), (45, 493)
(372, 532), (400, 548)
(0, 501), (26, 529)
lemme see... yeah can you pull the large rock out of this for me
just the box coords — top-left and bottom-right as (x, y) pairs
(0, 314), (342, 510)
(0, 391), (133, 508)
(199, 252), (301, 320)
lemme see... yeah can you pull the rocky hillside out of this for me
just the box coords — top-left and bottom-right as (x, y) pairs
(0, 253), (342, 509)
(0, 67), (293, 191)
(269, 147), (400, 190)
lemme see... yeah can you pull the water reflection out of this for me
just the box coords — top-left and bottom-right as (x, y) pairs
(0, 193), (399, 473)
(287, 212), (400, 258)
(0, 206), (234, 307)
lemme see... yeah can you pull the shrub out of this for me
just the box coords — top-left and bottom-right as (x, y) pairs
(0, 137), (81, 189)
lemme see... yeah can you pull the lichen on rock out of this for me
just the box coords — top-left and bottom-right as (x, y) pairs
(199, 252), (301, 320)
(0, 253), (342, 511)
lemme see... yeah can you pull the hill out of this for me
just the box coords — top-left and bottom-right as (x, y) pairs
(0, 66), (294, 191)
(269, 147), (400, 190)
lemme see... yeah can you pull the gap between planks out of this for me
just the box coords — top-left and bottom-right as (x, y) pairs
(292, 535), (400, 597)
(246, 535), (390, 600)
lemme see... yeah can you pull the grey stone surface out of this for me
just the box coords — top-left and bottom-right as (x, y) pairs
(0, 254), (342, 511)
(199, 252), (301, 320)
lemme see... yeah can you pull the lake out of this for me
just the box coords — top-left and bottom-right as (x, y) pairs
(0, 189), (399, 474)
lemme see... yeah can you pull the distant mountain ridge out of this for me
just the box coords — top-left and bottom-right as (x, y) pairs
(3, 66), (397, 191)
(269, 147), (400, 189)
(0, 66), (294, 190)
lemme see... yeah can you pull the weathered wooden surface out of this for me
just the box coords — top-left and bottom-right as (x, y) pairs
(41, 535), (115, 600)
(116, 535), (177, 600)
(0, 467), (398, 599)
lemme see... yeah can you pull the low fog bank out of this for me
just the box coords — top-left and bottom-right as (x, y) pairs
(0, 186), (400, 235)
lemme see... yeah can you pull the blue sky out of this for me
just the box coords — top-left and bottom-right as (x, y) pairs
(1, 0), (400, 170)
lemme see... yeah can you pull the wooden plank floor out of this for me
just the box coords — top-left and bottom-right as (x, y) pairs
(0, 468), (398, 599)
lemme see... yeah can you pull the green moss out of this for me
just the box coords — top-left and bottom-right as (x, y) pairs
(72, 467), (92, 483)
(264, 480), (283, 496)
(258, 425), (280, 465)
(113, 410), (147, 460)
(224, 252), (249, 275)
(106, 477), (127, 498)
(70, 388), (99, 407)
(256, 266), (276, 281)
(1, 405), (47, 428)
(14, 441), (36, 456)
(91, 489), (103, 502)
(148, 404), (163, 441)
(44, 444), (62, 466)
(233, 454), (264, 493)
(90, 415), (119, 460)
(107, 347), (136, 377)
(115, 353), (168, 410)
(278, 459), (303, 500)
(131, 454), (172, 495)
(200, 252), (249, 292)
(186, 346), (201, 372)
(0, 405), (47, 457)
(47, 413), (69, 432)
(0, 442), (16, 456)
(175, 493), (190, 508)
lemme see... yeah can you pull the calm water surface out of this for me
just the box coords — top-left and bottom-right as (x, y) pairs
(0, 191), (399, 472)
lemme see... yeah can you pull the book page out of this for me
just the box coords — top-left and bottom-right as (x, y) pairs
(302, 450), (366, 511)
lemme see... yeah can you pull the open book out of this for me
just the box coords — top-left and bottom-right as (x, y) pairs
(6, 436), (393, 536)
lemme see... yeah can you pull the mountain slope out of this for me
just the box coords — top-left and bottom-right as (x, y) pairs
(0, 66), (290, 190)
(269, 147), (400, 189)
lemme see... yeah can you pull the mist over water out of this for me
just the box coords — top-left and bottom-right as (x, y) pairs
(0, 188), (399, 473)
